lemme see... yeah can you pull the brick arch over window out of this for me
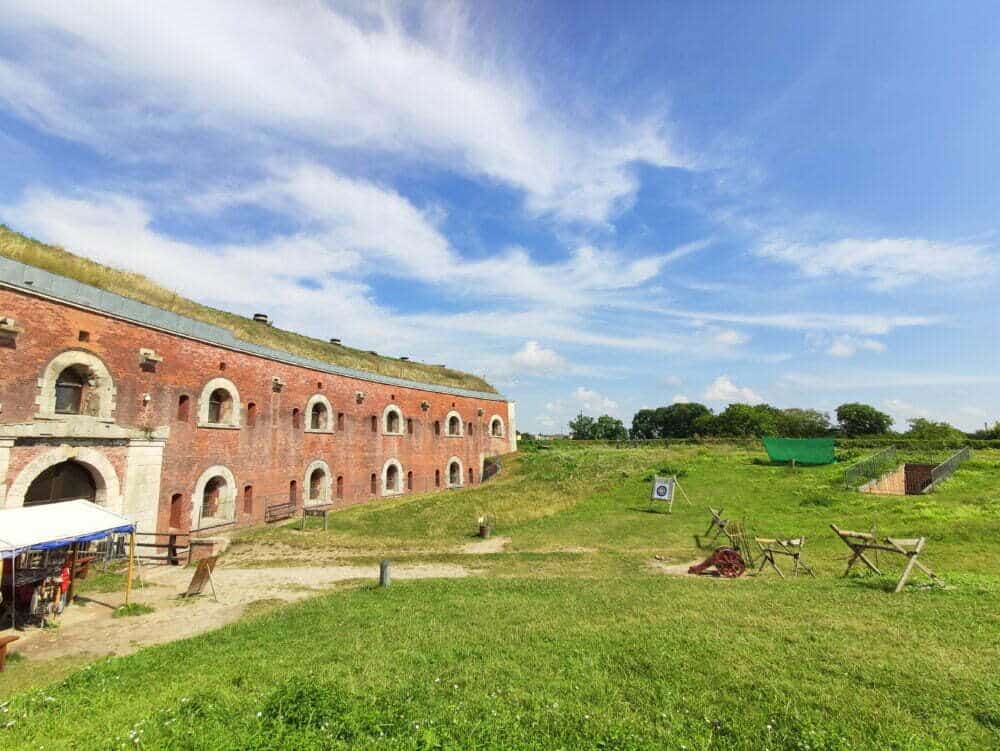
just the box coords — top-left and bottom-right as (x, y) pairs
(36, 349), (117, 420)
(197, 377), (241, 428)
(381, 458), (404, 496)
(382, 404), (404, 435)
(446, 456), (464, 488)
(489, 415), (505, 438)
(445, 410), (464, 437)
(192, 465), (237, 529)
(304, 394), (334, 433)
(304, 459), (332, 505)
(4, 447), (122, 511)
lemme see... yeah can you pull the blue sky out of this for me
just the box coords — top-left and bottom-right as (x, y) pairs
(1, 1), (997, 433)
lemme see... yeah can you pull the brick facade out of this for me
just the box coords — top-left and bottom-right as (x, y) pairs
(0, 283), (515, 534)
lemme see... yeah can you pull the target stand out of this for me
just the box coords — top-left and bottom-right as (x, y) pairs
(650, 476), (690, 513)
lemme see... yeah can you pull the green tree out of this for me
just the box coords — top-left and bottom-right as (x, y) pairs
(777, 408), (831, 437)
(972, 421), (1000, 440)
(659, 402), (712, 438)
(713, 403), (782, 437)
(593, 414), (629, 441)
(630, 409), (658, 439)
(905, 418), (965, 442)
(568, 413), (596, 440)
(835, 403), (893, 436)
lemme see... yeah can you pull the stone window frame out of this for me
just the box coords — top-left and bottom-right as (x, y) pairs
(197, 377), (242, 429)
(381, 458), (404, 497)
(192, 465), (237, 529)
(382, 404), (405, 436)
(304, 394), (335, 434)
(3, 447), (122, 511)
(303, 459), (332, 505)
(446, 456), (464, 488)
(489, 415), (506, 438)
(35, 349), (117, 422)
(445, 410), (464, 437)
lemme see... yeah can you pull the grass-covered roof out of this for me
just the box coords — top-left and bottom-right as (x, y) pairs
(0, 225), (496, 394)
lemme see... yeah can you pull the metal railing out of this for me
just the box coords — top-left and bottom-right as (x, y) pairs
(844, 446), (897, 488)
(927, 447), (971, 491)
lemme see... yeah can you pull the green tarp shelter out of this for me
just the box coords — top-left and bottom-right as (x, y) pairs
(762, 437), (835, 465)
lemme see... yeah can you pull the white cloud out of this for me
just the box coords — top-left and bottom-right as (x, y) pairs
(712, 329), (748, 346)
(758, 236), (995, 290)
(827, 335), (886, 358)
(672, 394), (690, 404)
(511, 341), (566, 374)
(703, 375), (762, 403)
(573, 386), (619, 414)
(0, 1), (688, 224)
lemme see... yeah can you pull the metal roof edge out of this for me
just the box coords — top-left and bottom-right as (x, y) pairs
(0, 256), (506, 402)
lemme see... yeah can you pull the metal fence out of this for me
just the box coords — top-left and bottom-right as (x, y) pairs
(927, 446), (971, 491)
(844, 445), (897, 488)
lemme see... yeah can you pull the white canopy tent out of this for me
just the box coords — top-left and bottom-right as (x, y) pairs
(1, 501), (136, 630)
(0, 500), (134, 559)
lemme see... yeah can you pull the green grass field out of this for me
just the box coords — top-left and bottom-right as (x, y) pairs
(3, 444), (999, 749)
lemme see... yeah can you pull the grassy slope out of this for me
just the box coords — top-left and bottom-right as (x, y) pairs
(3, 444), (999, 750)
(0, 225), (495, 394)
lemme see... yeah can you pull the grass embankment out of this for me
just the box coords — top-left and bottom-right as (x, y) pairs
(0, 225), (496, 393)
(2, 444), (999, 749)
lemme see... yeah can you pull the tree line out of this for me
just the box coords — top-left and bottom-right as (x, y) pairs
(562, 401), (993, 441)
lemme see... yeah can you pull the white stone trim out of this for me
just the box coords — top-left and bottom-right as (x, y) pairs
(382, 403), (404, 435)
(381, 458), (404, 496)
(304, 394), (334, 433)
(197, 377), (241, 428)
(304, 459), (332, 505)
(35, 349), (116, 421)
(5, 447), (123, 512)
(489, 414), (505, 438)
(446, 456), (464, 488)
(445, 410), (464, 437)
(192, 465), (237, 529)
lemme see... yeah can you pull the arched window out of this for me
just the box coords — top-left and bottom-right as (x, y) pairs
(24, 461), (97, 506)
(308, 467), (326, 502)
(446, 412), (463, 436)
(208, 388), (233, 424)
(407, 471), (414, 491)
(289, 480), (298, 506)
(336, 475), (344, 499)
(310, 402), (328, 430)
(448, 460), (461, 487)
(435, 469), (441, 487)
(192, 466), (237, 529)
(491, 417), (504, 437)
(383, 405), (403, 434)
(370, 473), (377, 494)
(246, 402), (257, 427)
(54, 366), (86, 414)
(177, 394), (191, 422)
(386, 464), (400, 494)
(468, 467), (474, 484)
(202, 476), (226, 520)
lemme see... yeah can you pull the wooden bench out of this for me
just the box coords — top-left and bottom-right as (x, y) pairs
(831, 524), (942, 593)
(300, 504), (336, 531)
(265, 503), (296, 523)
(0, 634), (19, 672)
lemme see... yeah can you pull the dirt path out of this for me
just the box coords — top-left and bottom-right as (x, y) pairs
(11, 561), (470, 662)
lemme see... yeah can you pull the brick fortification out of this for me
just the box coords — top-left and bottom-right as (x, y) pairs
(0, 257), (515, 535)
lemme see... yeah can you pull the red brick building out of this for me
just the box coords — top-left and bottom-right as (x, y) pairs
(0, 254), (515, 535)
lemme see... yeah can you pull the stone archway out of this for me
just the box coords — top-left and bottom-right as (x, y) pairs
(5, 446), (122, 511)
(24, 461), (97, 506)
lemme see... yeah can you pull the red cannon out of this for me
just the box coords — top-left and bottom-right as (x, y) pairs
(687, 547), (747, 578)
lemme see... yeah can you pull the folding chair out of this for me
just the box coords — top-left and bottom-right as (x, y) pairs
(754, 536), (815, 578)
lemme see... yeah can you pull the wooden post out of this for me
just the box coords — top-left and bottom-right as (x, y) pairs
(124, 531), (136, 606)
(65, 543), (78, 605)
(379, 559), (391, 588)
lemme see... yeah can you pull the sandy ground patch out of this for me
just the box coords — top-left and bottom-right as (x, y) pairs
(460, 536), (510, 554)
(9, 561), (469, 663)
(647, 558), (704, 576)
